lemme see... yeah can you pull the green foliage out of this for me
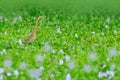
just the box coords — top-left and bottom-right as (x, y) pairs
(0, 8), (120, 80)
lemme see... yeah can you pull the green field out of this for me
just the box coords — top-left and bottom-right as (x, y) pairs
(0, 1), (120, 80)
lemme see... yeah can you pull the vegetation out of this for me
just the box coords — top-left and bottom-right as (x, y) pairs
(0, 1), (120, 80)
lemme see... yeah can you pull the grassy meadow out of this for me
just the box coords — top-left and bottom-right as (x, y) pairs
(0, 1), (120, 80)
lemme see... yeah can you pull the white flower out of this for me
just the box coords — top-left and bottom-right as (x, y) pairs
(98, 70), (115, 79)
(59, 59), (64, 65)
(105, 25), (109, 29)
(6, 72), (11, 77)
(18, 16), (22, 21)
(101, 32), (104, 36)
(66, 73), (71, 80)
(65, 55), (70, 62)
(4, 32), (7, 36)
(43, 42), (52, 52)
(37, 78), (41, 80)
(18, 29), (20, 32)
(106, 70), (115, 78)
(68, 61), (75, 69)
(39, 66), (44, 71)
(14, 70), (19, 76)
(110, 64), (115, 70)
(50, 74), (54, 79)
(35, 54), (45, 62)
(106, 58), (110, 62)
(102, 64), (106, 68)
(109, 47), (117, 56)
(13, 17), (17, 24)
(0, 68), (4, 74)
(2, 49), (6, 54)
(4, 59), (13, 68)
(88, 52), (97, 61)
(52, 50), (56, 54)
(56, 28), (62, 33)
(18, 39), (23, 46)
(28, 69), (41, 79)
(33, 17), (36, 20)
(75, 33), (78, 38)
(98, 71), (107, 78)
(83, 64), (91, 73)
(114, 30), (117, 34)
(91, 31), (95, 35)
(59, 49), (64, 54)
(0, 75), (3, 80)
(106, 17), (110, 24)
(19, 62), (27, 70)
(0, 49), (6, 54)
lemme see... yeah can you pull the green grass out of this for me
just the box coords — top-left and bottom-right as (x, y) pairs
(0, 8), (120, 80)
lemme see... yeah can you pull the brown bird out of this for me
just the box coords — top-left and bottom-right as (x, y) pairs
(25, 16), (45, 43)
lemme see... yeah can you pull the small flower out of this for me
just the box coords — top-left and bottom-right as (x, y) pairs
(68, 61), (75, 69)
(43, 42), (52, 52)
(0, 49), (6, 54)
(35, 54), (45, 62)
(0, 68), (4, 74)
(52, 50), (56, 54)
(65, 55), (70, 62)
(75, 33), (78, 38)
(59, 49), (64, 54)
(37, 78), (41, 80)
(109, 47), (117, 56)
(4, 59), (13, 68)
(106, 58), (110, 62)
(110, 64), (115, 70)
(39, 66), (44, 71)
(13, 17), (17, 24)
(101, 32), (104, 36)
(50, 74), (54, 79)
(106, 17), (110, 24)
(59, 59), (64, 65)
(18, 39), (23, 46)
(18, 16), (22, 21)
(114, 30), (117, 34)
(18, 29), (20, 32)
(66, 73), (71, 80)
(83, 64), (91, 73)
(98, 70), (115, 79)
(106, 70), (115, 78)
(6, 72), (11, 77)
(4, 32), (7, 36)
(0, 75), (3, 80)
(98, 71), (107, 78)
(13, 70), (19, 76)
(88, 52), (97, 61)
(28, 69), (41, 79)
(56, 28), (62, 33)
(102, 64), (106, 68)
(19, 62), (27, 70)
(33, 17), (36, 20)
(91, 31), (95, 35)
(105, 25), (109, 29)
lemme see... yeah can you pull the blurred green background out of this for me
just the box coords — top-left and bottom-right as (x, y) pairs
(0, 0), (120, 15)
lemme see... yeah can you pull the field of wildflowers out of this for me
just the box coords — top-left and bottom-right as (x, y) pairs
(0, 1), (120, 80)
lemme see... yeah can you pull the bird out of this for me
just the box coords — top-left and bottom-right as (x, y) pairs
(25, 16), (45, 43)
